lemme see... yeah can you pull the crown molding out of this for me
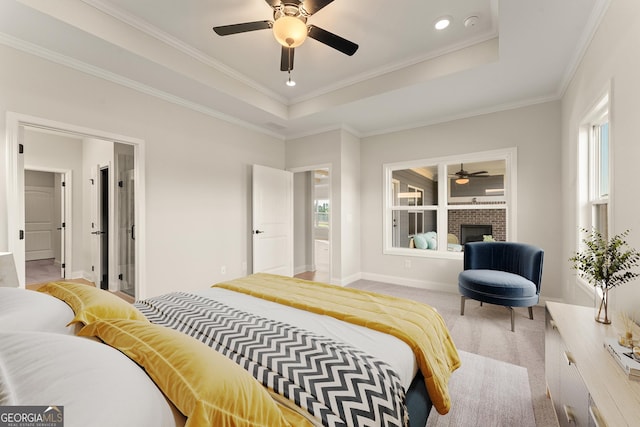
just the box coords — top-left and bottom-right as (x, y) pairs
(81, 0), (288, 105)
(0, 32), (285, 140)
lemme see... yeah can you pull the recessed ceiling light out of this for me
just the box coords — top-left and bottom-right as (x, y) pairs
(434, 16), (452, 30)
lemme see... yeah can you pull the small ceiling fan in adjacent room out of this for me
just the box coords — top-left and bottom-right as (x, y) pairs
(212, 0), (358, 82)
(450, 164), (489, 184)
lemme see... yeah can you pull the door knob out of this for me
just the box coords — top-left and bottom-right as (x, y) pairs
(254, 230), (264, 234)
(91, 231), (105, 235)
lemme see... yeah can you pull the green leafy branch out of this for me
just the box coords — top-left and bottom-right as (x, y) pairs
(569, 229), (640, 289)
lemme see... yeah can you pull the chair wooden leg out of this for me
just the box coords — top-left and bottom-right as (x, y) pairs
(528, 306), (534, 320)
(460, 296), (466, 315)
(510, 307), (515, 332)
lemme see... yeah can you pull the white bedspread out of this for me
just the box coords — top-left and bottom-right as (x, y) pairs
(0, 288), (76, 334)
(192, 287), (419, 389)
(0, 331), (185, 427)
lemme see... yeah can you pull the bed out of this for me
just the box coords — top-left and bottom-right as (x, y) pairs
(0, 274), (460, 427)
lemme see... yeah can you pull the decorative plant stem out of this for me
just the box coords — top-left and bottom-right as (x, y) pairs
(595, 282), (610, 324)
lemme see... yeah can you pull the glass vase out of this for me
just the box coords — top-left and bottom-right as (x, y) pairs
(594, 282), (611, 324)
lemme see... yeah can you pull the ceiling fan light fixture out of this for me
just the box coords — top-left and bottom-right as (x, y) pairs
(455, 177), (470, 185)
(273, 15), (308, 47)
(286, 72), (296, 87)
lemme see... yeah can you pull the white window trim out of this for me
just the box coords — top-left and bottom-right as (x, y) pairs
(576, 85), (612, 295)
(383, 147), (517, 259)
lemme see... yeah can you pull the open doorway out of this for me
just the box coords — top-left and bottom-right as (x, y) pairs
(292, 167), (331, 283)
(97, 166), (110, 290)
(6, 113), (145, 298)
(24, 169), (67, 285)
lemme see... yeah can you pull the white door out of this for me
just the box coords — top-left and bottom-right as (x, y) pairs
(24, 185), (55, 261)
(252, 164), (293, 276)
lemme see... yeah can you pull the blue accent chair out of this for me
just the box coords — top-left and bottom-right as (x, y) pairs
(458, 242), (544, 331)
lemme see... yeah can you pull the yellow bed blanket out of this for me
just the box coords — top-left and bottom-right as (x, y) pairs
(215, 273), (460, 415)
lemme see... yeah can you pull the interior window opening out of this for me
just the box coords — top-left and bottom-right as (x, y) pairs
(384, 149), (515, 258)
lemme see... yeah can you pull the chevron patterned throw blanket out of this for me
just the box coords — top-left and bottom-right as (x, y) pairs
(215, 273), (460, 415)
(135, 292), (408, 427)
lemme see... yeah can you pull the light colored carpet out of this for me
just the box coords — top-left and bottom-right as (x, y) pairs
(426, 350), (535, 427)
(347, 279), (558, 427)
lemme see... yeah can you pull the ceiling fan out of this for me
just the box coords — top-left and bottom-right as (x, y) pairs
(212, 0), (359, 73)
(450, 164), (489, 184)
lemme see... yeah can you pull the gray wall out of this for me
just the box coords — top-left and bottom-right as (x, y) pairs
(0, 43), (284, 298)
(360, 102), (563, 300)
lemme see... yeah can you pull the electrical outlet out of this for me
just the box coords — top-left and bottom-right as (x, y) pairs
(404, 259), (411, 269)
(221, 265), (226, 275)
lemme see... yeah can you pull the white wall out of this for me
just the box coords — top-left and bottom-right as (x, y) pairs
(0, 44), (284, 298)
(561, 0), (640, 316)
(286, 129), (362, 285)
(339, 130), (361, 283)
(360, 102), (563, 300)
(287, 131), (342, 283)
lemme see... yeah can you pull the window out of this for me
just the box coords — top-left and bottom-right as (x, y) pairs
(591, 120), (609, 237)
(314, 199), (329, 228)
(384, 148), (516, 258)
(579, 93), (610, 241)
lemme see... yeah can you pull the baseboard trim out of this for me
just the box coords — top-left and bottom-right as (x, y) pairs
(359, 272), (458, 294)
(334, 272), (362, 287)
(360, 272), (559, 306)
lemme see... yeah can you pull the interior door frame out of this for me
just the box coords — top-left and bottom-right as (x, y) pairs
(289, 163), (332, 282)
(23, 167), (72, 279)
(91, 162), (112, 290)
(5, 112), (147, 297)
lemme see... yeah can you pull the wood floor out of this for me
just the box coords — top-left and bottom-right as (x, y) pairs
(294, 239), (330, 283)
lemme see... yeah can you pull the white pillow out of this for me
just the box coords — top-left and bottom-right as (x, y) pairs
(0, 331), (185, 427)
(0, 288), (76, 334)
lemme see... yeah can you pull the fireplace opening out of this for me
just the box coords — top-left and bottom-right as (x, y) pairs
(460, 224), (493, 245)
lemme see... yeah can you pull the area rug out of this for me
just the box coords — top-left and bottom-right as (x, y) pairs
(426, 350), (536, 427)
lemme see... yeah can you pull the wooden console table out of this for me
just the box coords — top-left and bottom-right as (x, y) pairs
(546, 301), (640, 426)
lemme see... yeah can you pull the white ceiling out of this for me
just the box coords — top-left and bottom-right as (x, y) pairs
(0, 0), (608, 139)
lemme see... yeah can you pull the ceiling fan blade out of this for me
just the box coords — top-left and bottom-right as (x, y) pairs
(301, 0), (335, 15)
(308, 25), (358, 56)
(213, 21), (272, 36)
(468, 171), (489, 176)
(280, 47), (295, 71)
